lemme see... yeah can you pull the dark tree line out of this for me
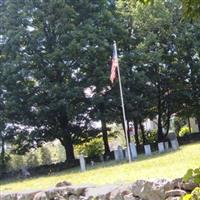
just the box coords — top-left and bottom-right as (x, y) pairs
(0, 0), (200, 165)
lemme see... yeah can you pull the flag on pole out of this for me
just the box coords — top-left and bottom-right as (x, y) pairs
(110, 42), (118, 83)
(109, 41), (132, 163)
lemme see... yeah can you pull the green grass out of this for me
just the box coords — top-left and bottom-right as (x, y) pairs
(1, 142), (200, 193)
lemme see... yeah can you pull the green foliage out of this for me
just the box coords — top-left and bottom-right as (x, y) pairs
(191, 187), (200, 200)
(181, 188), (200, 200)
(179, 126), (191, 137)
(5, 142), (67, 171)
(7, 154), (26, 171)
(183, 168), (200, 184)
(76, 138), (104, 159)
(0, 0), (119, 162)
(1, 0), (200, 165)
(26, 152), (40, 168)
(182, 0), (200, 19)
(137, 0), (200, 19)
(0, 153), (10, 174)
(145, 129), (157, 143)
(40, 146), (52, 166)
(182, 167), (200, 200)
(181, 194), (192, 200)
(174, 117), (187, 134)
(57, 144), (66, 162)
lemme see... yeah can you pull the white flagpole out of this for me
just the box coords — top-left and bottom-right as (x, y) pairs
(114, 41), (132, 163)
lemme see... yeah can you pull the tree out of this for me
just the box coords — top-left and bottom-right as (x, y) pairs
(116, 0), (193, 142)
(135, 0), (192, 141)
(1, 0), (116, 163)
(175, 21), (200, 129)
(137, 0), (200, 19)
(115, 0), (157, 146)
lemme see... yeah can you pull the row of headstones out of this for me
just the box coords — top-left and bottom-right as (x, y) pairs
(79, 139), (179, 171)
(114, 139), (179, 161)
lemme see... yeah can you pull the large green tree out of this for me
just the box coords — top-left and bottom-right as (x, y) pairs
(1, 0), (115, 162)
(116, 0), (194, 142)
(137, 0), (200, 19)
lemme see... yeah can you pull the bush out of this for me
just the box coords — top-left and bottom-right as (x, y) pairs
(26, 152), (40, 168)
(181, 167), (200, 200)
(179, 126), (191, 137)
(174, 116), (187, 134)
(7, 154), (26, 171)
(40, 146), (52, 165)
(76, 138), (104, 159)
(0, 153), (10, 173)
(145, 129), (157, 143)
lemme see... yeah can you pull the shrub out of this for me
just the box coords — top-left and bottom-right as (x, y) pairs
(174, 116), (187, 134)
(145, 129), (157, 143)
(191, 187), (200, 200)
(26, 152), (40, 168)
(7, 154), (26, 171)
(76, 138), (104, 159)
(178, 126), (191, 137)
(181, 167), (200, 200)
(40, 146), (52, 165)
(0, 153), (10, 173)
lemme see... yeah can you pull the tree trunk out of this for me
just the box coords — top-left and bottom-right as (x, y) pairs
(188, 117), (192, 134)
(139, 121), (146, 145)
(127, 120), (131, 143)
(59, 132), (75, 164)
(0, 135), (5, 169)
(197, 117), (200, 133)
(157, 84), (164, 142)
(58, 113), (75, 163)
(157, 113), (164, 142)
(134, 119), (139, 147)
(164, 111), (171, 138)
(101, 117), (110, 156)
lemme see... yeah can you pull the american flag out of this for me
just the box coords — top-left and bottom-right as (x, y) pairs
(110, 42), (118, 83)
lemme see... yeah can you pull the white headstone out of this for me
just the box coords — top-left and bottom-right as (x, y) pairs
(79, 154), (86, 172)
(175, 138), (179, 148)
(129, 143), (137, 159)
(99, 155), (104, 163)
(124, 148), (129, 160)
(118, 145), (124, 160)
(144, 144), (152, 156)
(164, 141), (169, 150)
(158, 142), (165, 153)
(21, 167), (30, 178)
(170, 139), (178, 150)
(114, 150), (120, 161)
(90, 160), (95, 166)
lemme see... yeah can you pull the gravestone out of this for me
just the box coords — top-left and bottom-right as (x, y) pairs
(164, 141), (169, 150)
(144, 144), (152, 156)
(20, 167), (30, 178)
(124, 148), (129, 160)
(114, 150), (120, 161)
(79, 154), (86, 172)
(129, 143), (137, 159)
(175, 138), (179, 148)
(99, 155), (104, 163)
(90, 161), (95, 166)
(170, 139), (179, 150)
(158, 142), (165, 153)
(117, 145), (124, 160)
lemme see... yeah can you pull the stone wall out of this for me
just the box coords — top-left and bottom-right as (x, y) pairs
(1, 178), (198, 200)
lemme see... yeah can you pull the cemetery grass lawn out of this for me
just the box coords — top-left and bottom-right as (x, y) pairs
(1, 142), (200, 193)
